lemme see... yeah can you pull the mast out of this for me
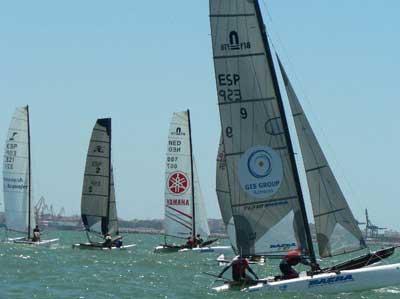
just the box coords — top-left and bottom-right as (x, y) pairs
(254, 1), (316, 265)
(26, 105), (32, 240)
(106, 118), (112, 237)
(187, 109), (196, 240)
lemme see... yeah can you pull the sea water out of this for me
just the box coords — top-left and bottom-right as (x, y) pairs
(0, 231), (399, 299)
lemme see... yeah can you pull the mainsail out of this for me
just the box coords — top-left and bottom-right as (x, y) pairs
(216, 135), (237, 250)
(3, 106), (36, 237)
(164, 111), (210, 241)
(278, 59), (366, 257)
(210, 0), (314, 257)
(81, 118), (118, 237)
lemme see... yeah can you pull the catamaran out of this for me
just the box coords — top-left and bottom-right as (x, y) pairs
(72, 118), (135, 250)
(154, 110), (231, 254)
(209, 0), (400, 293)
(3, 106), (58, 245)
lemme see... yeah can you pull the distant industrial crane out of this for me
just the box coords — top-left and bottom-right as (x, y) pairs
(34, 196), (66, 221)
(364, 209), (386, 239)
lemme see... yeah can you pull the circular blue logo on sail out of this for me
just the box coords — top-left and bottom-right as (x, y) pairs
(247, 150), (272, 178)
(239, 146), (283, 199)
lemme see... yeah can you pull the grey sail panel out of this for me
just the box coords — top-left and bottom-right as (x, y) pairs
(3, 106), (35, 235)
(81, 118), (113, 236)
(216, 135), (237, 250)
(108, 166), (118, 236)
(210, 0), (310, 256)
(278, 59), (366, 257)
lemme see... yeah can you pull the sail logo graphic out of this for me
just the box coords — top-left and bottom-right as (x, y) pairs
(270, 242), (296, 250)
(171, 127), (186, 136)
(308, 274), (353, 287)
(238, 146), (283, 199)
(9, 132), (18, 141)
(221, 31), (251, 51)
(167, 172), (190, 195)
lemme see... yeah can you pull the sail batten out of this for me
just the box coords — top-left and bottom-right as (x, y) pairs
(164, 111), (210, 241)
(278, 58), (366, 258)
(210, 0), (313, 258)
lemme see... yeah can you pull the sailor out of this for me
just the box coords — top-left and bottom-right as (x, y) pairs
(32, 225), (41, 242)
(103, 233), (112, 248)
(279, 249), (319, 279)
(114, 237), (123, 248)
(194, 234), (203, 247)
(218, 256), (258, 283)
(185, 236), (194, 249)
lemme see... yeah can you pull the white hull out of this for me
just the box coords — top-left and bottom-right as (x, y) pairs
(72, 243), (136, 250)
(13, 238), (59, 246)
(214, 263), (400, 294)
(180, 246), (232, 253)
(154, 245), (232, 254)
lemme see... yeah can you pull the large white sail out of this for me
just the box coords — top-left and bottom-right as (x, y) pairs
(210, 0), (312, 256)
(216, 135), (237, 250)
(81, 118), (118, 237)
(278, 59), (366, 257)
(164, 111), (210, 240)
(3, 106), (35, 236)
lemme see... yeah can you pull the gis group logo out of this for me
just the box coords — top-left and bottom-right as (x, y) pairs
(238, 146), (283, 199)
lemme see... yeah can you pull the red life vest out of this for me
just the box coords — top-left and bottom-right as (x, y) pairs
(232, 258), (249, 279)
(285, 249), (302, 266)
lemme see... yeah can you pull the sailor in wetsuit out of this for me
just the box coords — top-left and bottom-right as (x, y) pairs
(194, 234), (203, 247)
(279, 249), (319, 279)
(103, 233), (112, 248)
(32, 225), (41, 242)
(218, 256), (259, 283)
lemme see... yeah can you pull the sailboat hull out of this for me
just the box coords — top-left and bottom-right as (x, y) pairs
(13, 238), (59, 246)
(72, 243), (136, 250)
(214, 263), (400, 293)
(154, 244), (232, 254)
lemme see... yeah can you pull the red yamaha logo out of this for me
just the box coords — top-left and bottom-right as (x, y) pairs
(167, 172), (189, 194)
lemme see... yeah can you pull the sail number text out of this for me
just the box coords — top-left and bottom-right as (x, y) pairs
(218, 73), (241, 102)
(166, 156), (179, 169)
(4, 143), (17, 169)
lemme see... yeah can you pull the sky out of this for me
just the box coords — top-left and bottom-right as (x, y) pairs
(0, 1), (399, 229)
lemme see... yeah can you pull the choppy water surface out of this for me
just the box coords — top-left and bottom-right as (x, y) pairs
(0, 231), (399, 299)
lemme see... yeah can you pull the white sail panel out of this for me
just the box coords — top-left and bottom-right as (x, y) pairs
(216, 135), (237, 250)
(210, 0), (310, 256)
(81, 118), (113, 236)
(278, 59), (366, 257)
(193, 159), (210, 239)
(164, 112), (193, 239)
(3, 106), (35, 234)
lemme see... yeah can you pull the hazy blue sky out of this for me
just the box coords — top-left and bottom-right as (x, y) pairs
(1, 1), (399, 229)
